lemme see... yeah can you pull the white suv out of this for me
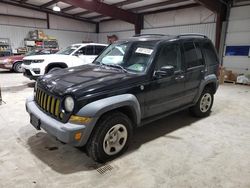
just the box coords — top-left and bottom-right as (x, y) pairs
(22, 43), (107, 80)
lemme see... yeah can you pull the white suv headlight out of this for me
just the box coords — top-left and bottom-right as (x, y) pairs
(33, 59), (44, 63)
(64, 96), (75, 112)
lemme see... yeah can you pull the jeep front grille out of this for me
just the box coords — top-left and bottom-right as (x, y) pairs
(35, 87), (63, 120)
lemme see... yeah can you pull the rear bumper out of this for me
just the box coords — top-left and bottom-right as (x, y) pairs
(26, 96), (90, 146)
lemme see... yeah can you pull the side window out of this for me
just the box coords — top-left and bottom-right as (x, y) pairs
(183, 41), (203, 68)
(201, 42), (218, 66)
(155, 43), (181, 71)
(76, 47), (86, 55)
(94, 46), (106, 55)
(85, 46), (94, 55)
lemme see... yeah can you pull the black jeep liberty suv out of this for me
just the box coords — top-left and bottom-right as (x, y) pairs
(26, 34), (220, 162)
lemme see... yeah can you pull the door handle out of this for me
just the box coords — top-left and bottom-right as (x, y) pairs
(175, 75), (184, 80)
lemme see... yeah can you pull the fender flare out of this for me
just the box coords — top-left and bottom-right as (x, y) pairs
(194, 74), (219, 103)
(76, 94), (141, 125)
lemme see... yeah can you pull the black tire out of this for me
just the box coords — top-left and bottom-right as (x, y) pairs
(86, 112), (133, 163)
(190, 87), (214, 117)
(13, 62), (23, 73)
(48, 67), (62, 73)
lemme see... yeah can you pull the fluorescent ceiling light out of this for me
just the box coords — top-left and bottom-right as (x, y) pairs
(53, 4), (61, 12)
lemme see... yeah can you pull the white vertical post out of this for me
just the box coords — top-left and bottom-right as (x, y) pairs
(0, 85), (2, 105)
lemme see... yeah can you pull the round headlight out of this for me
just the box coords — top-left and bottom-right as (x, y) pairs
(64, 96), (74, 112)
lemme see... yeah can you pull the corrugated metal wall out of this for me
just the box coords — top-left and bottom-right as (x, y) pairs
(0, 25), (98, 49)
(142, 23), (216, 43)
(98, 6), (216, 44)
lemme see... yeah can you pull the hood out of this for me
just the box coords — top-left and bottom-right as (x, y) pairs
(23, 54), (70, 60)
(38, 64), (145, 98)
(0, 55), (24, 61)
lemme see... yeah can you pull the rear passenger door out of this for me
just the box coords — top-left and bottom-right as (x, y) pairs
(83, 45), (96, 64)
(182, 40), (205, 103)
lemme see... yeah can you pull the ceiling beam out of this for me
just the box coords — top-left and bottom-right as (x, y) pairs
(72, 0), (142, 17)
(40, 0), (59, 8)
(193, 0), (222, 13)
(142, 3), (201, 15)
(61, 5), (76, 12)
(74, 11), (92, 17)
(99, 3), (200, 22)
(19, 0), (28, 4)
(60, 0), (139, 24)
(115, 0), (143, 7)
(88, 0), (189, 20)
(130, 0), (188, 12)
(0, 0), (96, 24)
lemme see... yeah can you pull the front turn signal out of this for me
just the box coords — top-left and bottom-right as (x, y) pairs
(69, 115), (92, 124)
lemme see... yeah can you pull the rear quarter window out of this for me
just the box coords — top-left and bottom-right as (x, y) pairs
(201, 42), (218, 66)
(183, 41), (203, 68)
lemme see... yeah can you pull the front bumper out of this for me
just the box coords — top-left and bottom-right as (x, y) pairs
(23, 69), (39, 80)
(26, 96), (89, 146)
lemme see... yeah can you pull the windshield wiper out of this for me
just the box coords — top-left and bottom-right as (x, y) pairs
(105, 64), (128, 73)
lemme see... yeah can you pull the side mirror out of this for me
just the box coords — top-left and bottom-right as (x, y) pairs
(154, 65), (174, 78)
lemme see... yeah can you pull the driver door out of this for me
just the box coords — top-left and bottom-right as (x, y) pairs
(144, 42), (186, 118)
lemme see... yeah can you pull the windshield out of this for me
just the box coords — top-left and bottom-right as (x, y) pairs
(56, 45), (80, 55)
(94, 41), (156, 73)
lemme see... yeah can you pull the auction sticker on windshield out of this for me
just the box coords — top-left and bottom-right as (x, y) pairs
(135, 48), (153, 55)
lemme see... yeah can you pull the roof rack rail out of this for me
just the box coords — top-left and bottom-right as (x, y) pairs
(177, 33), (208, 38)
(133, 34), (166, 37)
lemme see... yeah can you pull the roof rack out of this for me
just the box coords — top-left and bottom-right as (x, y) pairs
(177, 33), (208, 38)
(133, 34), (166, 37)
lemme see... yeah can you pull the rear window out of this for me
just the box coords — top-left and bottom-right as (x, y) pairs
(201, 42), (218, 66)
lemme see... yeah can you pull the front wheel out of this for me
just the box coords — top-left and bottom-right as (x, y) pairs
(190, 87), (214, 117)
(13, 62), (23, 73)
(86, 112), (133, 163)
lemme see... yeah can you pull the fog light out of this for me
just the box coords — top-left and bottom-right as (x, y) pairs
(69, 115), (92, 124)
(74, 132), (82, 141)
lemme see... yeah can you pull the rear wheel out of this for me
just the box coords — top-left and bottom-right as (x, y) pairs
(13, 62), (23, 73)
(190, 87), (214, 117)
(86, 112), (133, 163)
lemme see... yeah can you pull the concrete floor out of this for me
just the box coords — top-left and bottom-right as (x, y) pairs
(0, 69), (250, 188)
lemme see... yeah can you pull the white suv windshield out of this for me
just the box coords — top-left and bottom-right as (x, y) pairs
(56, 45), (81, 55)
(94, 41), (156, 73)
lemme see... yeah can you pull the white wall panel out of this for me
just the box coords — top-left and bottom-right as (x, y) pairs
(0, 24), (97, 49)
(144, 6), (215, 28)
(0, 2), (46, 19)
(223, 5), (250, 74)
(229, 5), (250, 20)
(0, 16), (47, 28)
(49, 14), (96, 32)
(99, 20), (134, 32)
(98, 30), (134, 43)
(142, 23), (216, 43)
(99, 6), (216, 44)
